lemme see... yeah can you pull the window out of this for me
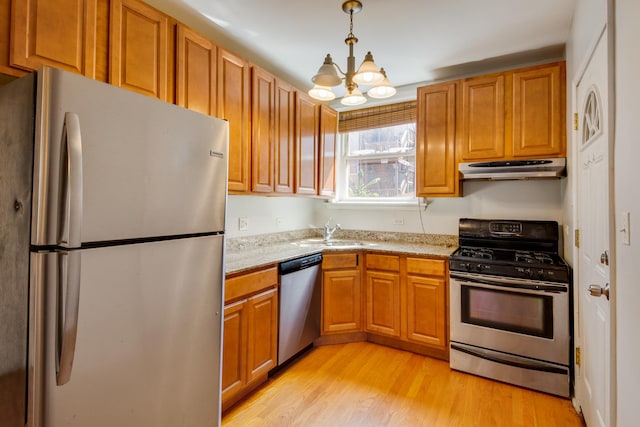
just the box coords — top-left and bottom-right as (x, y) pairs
(337, 101), (416, 203)
(341, 124), (416, 200)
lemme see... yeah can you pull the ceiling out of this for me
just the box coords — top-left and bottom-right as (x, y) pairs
(160, 0), (577, 109)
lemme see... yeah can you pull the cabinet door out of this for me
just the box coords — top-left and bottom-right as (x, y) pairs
(322, 269), (361, 333)
(319, 104), (337, 198)
(406, 275), (447, 349)
(218, 48), (250, 193)
(221, 300), (246, 403)
(295, 91), (319, 195)
(365, 270), (401, 337)
(459, 74), (505, 160)
(246, 288), (278, 383)
(274, 79), (295, 194)
(175, 24), (217, 116)
(110, 0), (171, 101)
(510, 62), (565, 158)
(251, 66), (275, 193)
(415, 82), (459, 197)
(10, 0), (97, 76)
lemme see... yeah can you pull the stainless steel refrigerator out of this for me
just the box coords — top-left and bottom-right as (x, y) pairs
(0, 67), (228, 426)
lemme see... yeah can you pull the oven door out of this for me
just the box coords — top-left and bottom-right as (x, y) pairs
(450, 271), (569, 365)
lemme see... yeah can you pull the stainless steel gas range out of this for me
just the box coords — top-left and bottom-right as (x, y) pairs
(449, 218), (572, 397)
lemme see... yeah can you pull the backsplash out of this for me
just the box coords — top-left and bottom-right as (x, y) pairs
(225, 229), (457, 252)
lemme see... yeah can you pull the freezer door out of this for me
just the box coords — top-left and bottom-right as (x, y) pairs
(31, 235), (224, 427)
(31, 67), (228, 247)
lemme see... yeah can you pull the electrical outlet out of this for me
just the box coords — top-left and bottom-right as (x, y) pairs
(393, 218), (404, 225)
(276, 217), (285, 227)
(238, 217), (249, 231)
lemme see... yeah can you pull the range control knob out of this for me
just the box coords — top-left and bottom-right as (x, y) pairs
(475, 264), (485, 272)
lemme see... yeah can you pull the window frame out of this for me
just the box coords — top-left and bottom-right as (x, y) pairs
(335, 123), (418, 205)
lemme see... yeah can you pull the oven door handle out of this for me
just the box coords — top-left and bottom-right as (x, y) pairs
(451, 343), (568, 375)
(450, 272), (567, 293)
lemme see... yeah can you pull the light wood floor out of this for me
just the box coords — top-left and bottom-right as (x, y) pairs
(222, 342), (584, 427)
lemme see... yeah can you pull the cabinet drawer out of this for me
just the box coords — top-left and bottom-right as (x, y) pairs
(322, 252), (359, 270)
(365, 254), (400, 272)
(225, 266), (277, 303)
(406, 257), (445, 277)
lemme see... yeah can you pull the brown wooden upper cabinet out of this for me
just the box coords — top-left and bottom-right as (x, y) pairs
(319, 104), (337, 198)
(251, 65), (276, 193)
(9, 0), (98, 78)
(416, 81), (459, 197)
(417, 61), (566, 197)
(295, 91), (319, 196)
(509, 62), (565, 158)
(274, 78), (296, 194)
(218, 48), (250, 193)
(459, 74), (505, 160)
(175, 23), (217, 117)
(457, 61), (566, 162)
(109, 0), (172, 101)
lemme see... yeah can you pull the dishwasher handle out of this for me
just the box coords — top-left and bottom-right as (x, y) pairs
(279, 253), (323, 275)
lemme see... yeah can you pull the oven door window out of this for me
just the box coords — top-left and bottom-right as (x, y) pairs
(460, 285), (554, 339)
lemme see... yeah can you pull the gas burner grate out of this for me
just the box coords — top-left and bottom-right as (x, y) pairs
(515, 251), (555, 264)
(458, 248), (495, 260)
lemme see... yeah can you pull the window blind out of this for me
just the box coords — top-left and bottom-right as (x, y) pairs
(338, 101), (416, 133)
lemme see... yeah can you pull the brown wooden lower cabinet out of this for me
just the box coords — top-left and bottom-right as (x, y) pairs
(321, 252), (362, 334)
(222, 267), (278, 412)
(321, 252), (449, 359)
(405, 257), (447, 349)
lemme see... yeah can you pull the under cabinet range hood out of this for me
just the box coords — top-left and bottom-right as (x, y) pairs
(458, 158), (566, 180)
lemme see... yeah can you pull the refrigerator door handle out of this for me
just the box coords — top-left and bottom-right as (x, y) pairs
(59, 112), (83, 248)
(57, 250), (82, 385)
(56, 112), (83, 385)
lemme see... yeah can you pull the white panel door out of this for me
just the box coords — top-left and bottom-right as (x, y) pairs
(576, 30), (612, 427)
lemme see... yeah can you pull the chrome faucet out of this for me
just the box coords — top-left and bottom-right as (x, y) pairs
(323, 218), (341, 242)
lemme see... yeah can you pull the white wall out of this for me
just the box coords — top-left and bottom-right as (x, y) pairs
(226, 180), (563, 241)
(319, 180), (563, 236)
(225, 195), (320, 238)
(614, 0), (640, 423)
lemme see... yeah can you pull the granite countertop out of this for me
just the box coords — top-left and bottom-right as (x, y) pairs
(225, 230), (458, 275)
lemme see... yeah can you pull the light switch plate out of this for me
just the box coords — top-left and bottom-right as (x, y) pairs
(621, 211), (631, 245)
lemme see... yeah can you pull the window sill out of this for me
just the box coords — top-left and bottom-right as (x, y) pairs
(325, 199), (422, 211)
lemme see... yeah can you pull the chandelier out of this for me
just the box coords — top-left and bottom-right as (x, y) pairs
(308, 0), (396, 106)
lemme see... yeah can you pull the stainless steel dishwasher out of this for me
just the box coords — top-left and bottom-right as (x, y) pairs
(277, 253), (322, 366)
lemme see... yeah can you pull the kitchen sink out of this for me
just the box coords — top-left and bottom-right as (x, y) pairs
(293, 239), (373, 248)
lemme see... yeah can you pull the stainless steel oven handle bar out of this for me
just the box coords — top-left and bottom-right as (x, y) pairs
(57, 112), (83, 386)
(450, 271), (568, 293)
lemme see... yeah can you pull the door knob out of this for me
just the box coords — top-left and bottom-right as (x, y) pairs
(588, 283), (610, 300)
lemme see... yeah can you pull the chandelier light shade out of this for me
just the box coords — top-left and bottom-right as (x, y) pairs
(308, 0), (396, 106)
(367, 68), (397, 99)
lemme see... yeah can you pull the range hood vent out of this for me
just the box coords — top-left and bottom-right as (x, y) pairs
(459, 158), (566, 180)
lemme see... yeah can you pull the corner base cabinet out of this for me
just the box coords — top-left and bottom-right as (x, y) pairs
(321, 252), (362, 334)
